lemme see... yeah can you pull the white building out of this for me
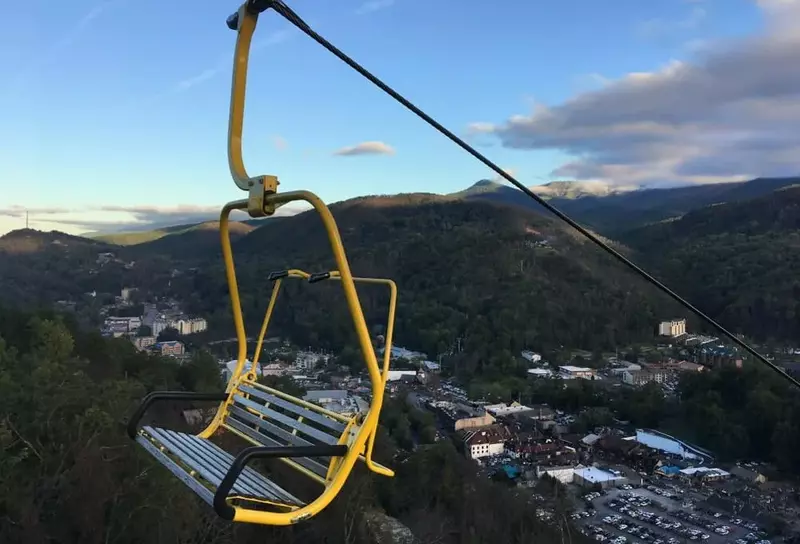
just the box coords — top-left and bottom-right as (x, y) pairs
(170, 317), (208, 335)
(537, 465), (582, 484)
(659, 319), (686, 337)
(573, 467), (626, 488)
(386, 370), (417, 382)
(558, 366), (595, 380)
(484, 402), (532, 417)
(527, 368), (553, 378)
(295, 351), (329, 370)
(521, 351), (542, 364)
(463, 426), (511, 459)
(261, 363), (287, 376)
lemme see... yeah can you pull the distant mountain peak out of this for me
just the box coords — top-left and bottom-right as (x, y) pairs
(530, 180), (638, 199)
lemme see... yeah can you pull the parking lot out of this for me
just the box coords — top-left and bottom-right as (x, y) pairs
(576, 485), (772, 544)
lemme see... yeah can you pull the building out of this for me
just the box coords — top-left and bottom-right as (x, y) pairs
(558, 366), (595, 380)
(573, 466), (626, 489)
(730, 465), (767, 484)
(386, 370), (417, 382)
(152, 341), (185, 357)
(634, 429), (714, 462)
(132, 336), (156, 351)
(677, 361), (705, 373)
(679, 467), (730, 483)
(659, 319), (687, 337)
(429, 400), (496, 431)
(527, 368), (553, 378)
(536, 465), (582, 484)
(303, 390), (349, 404)
(455, 411), (495, 431)
(302, 390), (362, 415)
(484, 402), (532, 418)
(295, 351), (329, 370)
(261, 363), (287, 376)
(378, 346), (427, 361)
(521, 351), (542, 364)
(151, 319), (169, 338)
(462, 425), (511, 459)
(104, 316), (141, 336)
(609, 363), (642, 375)
(170, 317), (208, 335)
(622, 369), (668, 386)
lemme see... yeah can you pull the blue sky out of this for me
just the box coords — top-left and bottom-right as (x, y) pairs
(1, 0), (792, 235)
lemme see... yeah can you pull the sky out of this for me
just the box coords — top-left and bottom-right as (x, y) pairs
(1, 0), (798, 236)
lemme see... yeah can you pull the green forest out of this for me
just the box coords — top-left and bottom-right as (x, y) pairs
(0, 306), (584, 544)
(2, 186), (800, 368)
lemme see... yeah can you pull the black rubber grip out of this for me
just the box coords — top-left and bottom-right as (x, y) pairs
(213, 444), (348, 520)
(127, 391), (228, 439)
(308, 272), (331, 284)
(268, 270), (289, 281)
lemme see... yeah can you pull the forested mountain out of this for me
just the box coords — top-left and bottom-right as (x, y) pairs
(3, 179), (800, 363)
(170, 196), (676, 369)
(0, 306), (581, 543)
(620, 186), (800, 341)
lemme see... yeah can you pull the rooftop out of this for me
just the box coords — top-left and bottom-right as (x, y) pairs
(574, 466), (625, 483)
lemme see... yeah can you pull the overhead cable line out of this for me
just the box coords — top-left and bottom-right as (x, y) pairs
(230, 0), (800, 390)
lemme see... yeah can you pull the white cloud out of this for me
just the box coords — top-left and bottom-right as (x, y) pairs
(469, 2), (800, 187)
(355, 0), (395, 15)
(636, 6), (706, 40)
(0, 204), (306, 236)
(272, 135), (288, 151)
(333, 141), (395, 156)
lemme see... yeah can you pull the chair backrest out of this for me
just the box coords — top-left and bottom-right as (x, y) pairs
(221, 381), (355, 483)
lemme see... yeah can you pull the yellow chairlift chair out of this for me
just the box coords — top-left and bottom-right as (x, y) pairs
(127, 2), (397, 526)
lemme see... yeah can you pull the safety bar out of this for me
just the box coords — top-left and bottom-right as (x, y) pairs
(213, 444), (348, 520)
(127, 391), (228, 439)
(252, 267), (397, 477)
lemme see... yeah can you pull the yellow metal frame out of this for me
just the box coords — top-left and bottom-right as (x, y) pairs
(248, 268), (397, 477)
(192, 2), (398, 525)
(201, 198), (392, 525)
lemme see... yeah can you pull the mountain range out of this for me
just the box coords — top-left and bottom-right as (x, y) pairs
(1, 176), (798, 359)
(81, 176), (800, 245)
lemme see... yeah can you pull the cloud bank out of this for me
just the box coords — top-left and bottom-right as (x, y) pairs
(0, 203), (307, 236)
(470, 0), (800, 187)
(333, 141), (396, 156)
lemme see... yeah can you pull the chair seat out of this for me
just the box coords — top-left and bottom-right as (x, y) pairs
(137, 426), (304, 508)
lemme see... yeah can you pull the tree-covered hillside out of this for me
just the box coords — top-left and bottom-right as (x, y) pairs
(172, 197), (675, 366)
(622, 186), (800, 341)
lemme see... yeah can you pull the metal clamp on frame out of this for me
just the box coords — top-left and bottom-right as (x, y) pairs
(227, 0), (280, 217)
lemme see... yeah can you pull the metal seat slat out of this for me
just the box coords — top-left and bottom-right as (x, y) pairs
(232, 394), (338, 445)
(224, 416), (329, 477)
(154, 428), (269, 499)
(238, 384), (347, 433)
(140, 426), (303, 506)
